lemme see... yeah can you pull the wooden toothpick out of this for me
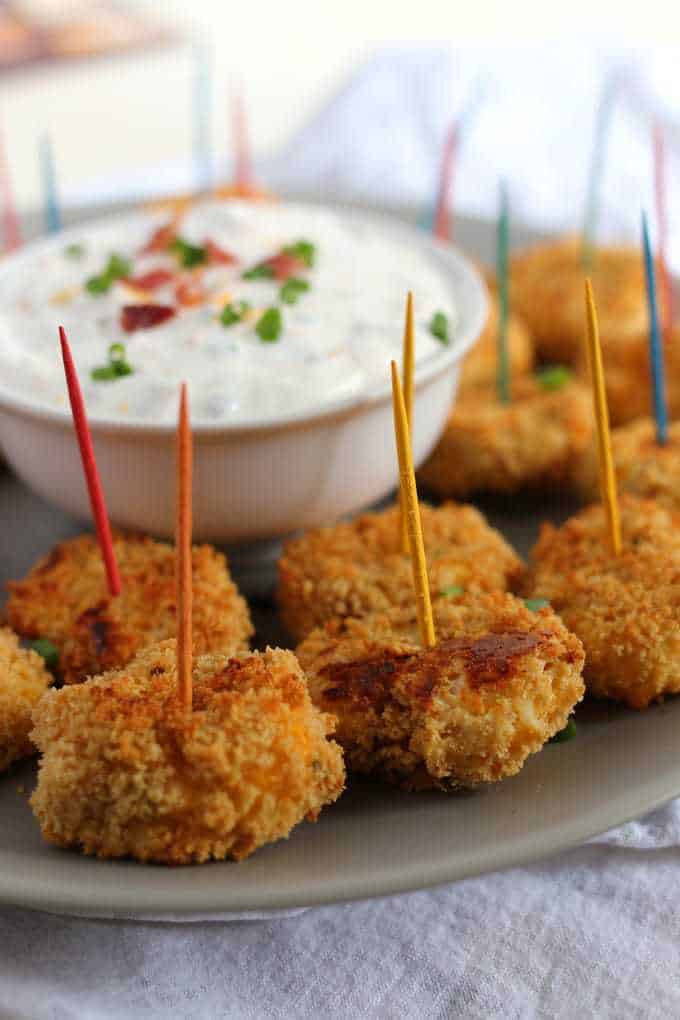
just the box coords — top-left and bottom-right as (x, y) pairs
(584, 280), (621, 556)
(59, 327), (121, 596)
(391, 361), (436, 648)
(176, 383), (193, 708)
(399, 292), (415, 554)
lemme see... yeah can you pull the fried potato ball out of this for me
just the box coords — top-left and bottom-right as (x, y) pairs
(510, 238), (646, 364)
(6, 533), (253, 685)
(417, 373), (593, 498)
(523, 496), (680, 709)
(31, 641), (345, 863)
(460, 276), (534, 391)
(0, 627), (52, 772)
(297, 593), (584, 790)
(586, 326), (680, 426)
(574, 419), (680, 511)
(278, 502), (524, 642)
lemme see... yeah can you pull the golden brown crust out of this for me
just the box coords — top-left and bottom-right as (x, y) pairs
(277, 502), (524, 642)
(523, 496), (680, 708)
(510, 238), (646, 364)
(6, 533), (253, 684)
(0, 627), (52, 772)
(417, 375), (593, 498)
(297, 593), (584, 789)
(574, 418), (680, 510)
(460, 283), (534, 392)
(30, 641), (345, 863)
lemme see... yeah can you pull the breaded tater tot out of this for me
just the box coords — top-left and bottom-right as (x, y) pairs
(587, 326), (680, 427)
(460, 273), (534, 391)
(297, 593), (584, 789)
(575, 419), (680, 511)
(6, 533), (253, 684)
(31, 641), (345, 863)
(523, 496), (680, 708)
(0, 627), (52, 772)
(417, 372), (592, 498)
(510, 238), (646, 364)
(278, 502), (523, 642)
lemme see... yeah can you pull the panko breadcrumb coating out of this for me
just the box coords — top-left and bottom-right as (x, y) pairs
(510, 238), (646, 364)
(278, 502), (523, 642)
(524, 496), (680, 708)
(417, 374), (593, 498)
(297, 593), (584, 789)
(460, 276), (533, 391)
(588, 326), (680, 426)
(6, 533), (253, 684)
(0, 627), (52, 772)
(575, 419), (680, 511)
(31, 641), (345, 863)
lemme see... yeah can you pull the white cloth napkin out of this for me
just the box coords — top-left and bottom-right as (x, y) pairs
(1, 803), (680, 1019)
(5, 45), (680, 1017)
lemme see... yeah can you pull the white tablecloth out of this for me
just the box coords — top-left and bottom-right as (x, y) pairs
(4, 45), (680, 1018)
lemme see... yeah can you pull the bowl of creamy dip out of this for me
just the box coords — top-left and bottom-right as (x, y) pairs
(0, 199), (485, 542)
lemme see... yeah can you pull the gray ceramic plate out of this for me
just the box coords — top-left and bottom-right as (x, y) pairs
(1, 207), (679, 920)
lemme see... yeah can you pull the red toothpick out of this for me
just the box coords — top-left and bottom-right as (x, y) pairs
(653, 123), (675, 345)
(59, 327), (121, 596)
(231, 89), (253, 193)
(433, 121), (457, 242)
(0, 134), (21, 252)
(176, 383), (193, 709)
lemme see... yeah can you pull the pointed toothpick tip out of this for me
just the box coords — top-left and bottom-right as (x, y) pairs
(59, 326), (121, 596)
(391, 360), (436, 648)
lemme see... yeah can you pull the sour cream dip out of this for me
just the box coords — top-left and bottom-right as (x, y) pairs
(0, 200), (459, 426)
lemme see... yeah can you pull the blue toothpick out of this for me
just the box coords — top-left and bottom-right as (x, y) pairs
(40, 133), (61, 235)
(642, 210), (668, 445)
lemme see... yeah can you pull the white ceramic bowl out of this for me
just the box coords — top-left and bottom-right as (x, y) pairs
(0, 207), (486, 543)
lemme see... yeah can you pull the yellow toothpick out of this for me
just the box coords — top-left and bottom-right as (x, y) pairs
(391, 360), (436, 648)
(584, 279), (621, 556)
(399, 292), (415, 554)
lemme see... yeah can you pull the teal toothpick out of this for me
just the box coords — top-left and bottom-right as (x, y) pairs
(582, 75), (617, 270)
(642, 210), (668, 445)
(40, 133), (61, 235)
(496, 181), (510, 404)
(192, 43), (213, 193)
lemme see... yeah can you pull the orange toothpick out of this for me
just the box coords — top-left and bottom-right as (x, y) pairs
(433, 122), (457, 242)
(584, 280), (621, 556)
(399, 292), (415, 554)
(176, 383), (193, 708)
(59, 327), (121, 596)
(391, 360), (436, 648)
(232, 89), (253, 193)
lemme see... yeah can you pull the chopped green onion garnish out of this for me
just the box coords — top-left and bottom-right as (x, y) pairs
(64, 243), (85, 260)
(91, 343), (134, 382)
(550, 718), (577, 743)
(220, 301), (250, 327)
(280, 277), (310, 304)
(85, 252), (131, 295)
(282, 239), (315, 267)
(256, 307), (282, 342)
(30, 638), (59, 671)
(524, 598), (550, 612)
(440, 585), (465, 598)
(168, 237), (206, 268)
(537, 366), (572, 391)
(430, 311), (449, 344)
(242, 262), (274, 281)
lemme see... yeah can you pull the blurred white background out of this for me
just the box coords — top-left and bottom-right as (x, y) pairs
(1, 0), (680, 256)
